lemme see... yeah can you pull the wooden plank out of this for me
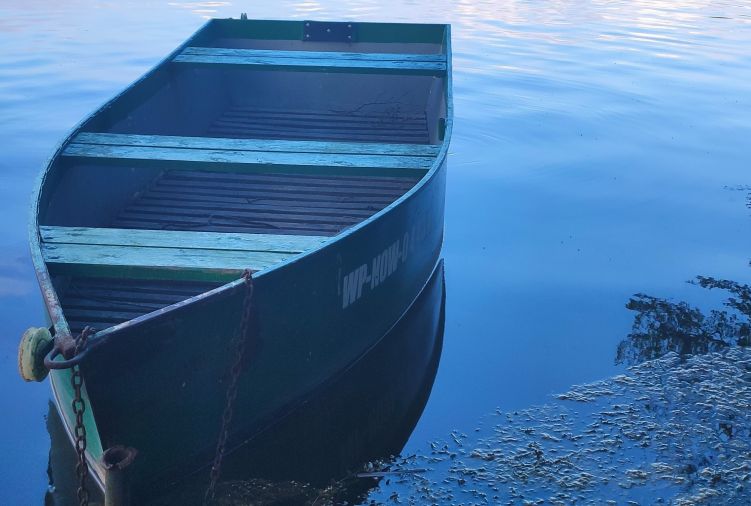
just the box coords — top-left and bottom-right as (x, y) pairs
(63, 308), (149, 321)
(120, 205), (360, 227)
(113, 211), (344, 234)
(157, 175), (409, 198)
(62, 298), (165, 313)
(208, 117), (427, 133)
(64, 287), (180, 304)
(62, 143), (433, 171)
(63, 292), (181, 309)
(167, 170), (419, 189)
(142, 189), (393, 208)
(182, 47), (446, 63)
(133, 198), (375, 219)
(70, 278), (219, 294)
(42, 242), (292, 274)
(110, 220), (333, 238)
(40, 226), (327, 254)
(168, 181), (397, 202)
(150, 183), (398, 203)
(206, 126), (428, 144)
(221, 110), (427, 126)
(174, 54), (444, 74)
(173, 49), (446, 75)
(229, 105), (428, 121)
(73, 133), (438, 157)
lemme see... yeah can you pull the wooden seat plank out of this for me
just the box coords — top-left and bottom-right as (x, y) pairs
(41, 226), (327, 280)
(42, 242), (287, 277)
(182, 47), (446, 62)
(134, 197), (375, 219)
(62, 144), (432, 174)
(206, 127), (428, 144)
(229, 105), (428, 121)
(173, 47), (446, 75)
(113, 211), (344, 234)
(73, 133), (439, 157)
(40, 226), (327, 254)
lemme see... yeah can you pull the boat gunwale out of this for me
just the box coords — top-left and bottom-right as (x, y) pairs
(31, 19), (452, 358)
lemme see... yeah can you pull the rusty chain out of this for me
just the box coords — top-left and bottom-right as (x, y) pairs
(71, 326), (94, 506)
(204, 270), (254, 504)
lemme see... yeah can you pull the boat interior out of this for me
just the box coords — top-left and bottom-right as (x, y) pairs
(36, 20), (449, 334)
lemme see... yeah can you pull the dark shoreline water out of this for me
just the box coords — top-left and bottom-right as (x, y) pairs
(1, 1), (750, 503)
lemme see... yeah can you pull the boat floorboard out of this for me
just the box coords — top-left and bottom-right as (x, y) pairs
(59, 278), (222, 334)
(52, 105), (430, 328)
(207, 105), (431, 144)
(111, 171), (420, 236)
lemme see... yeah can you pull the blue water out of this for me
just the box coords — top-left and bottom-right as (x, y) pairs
(1, 1), (750, 503)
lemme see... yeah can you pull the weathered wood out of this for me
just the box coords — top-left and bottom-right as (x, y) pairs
(207, 126), (428, 144)
(63, 143), (432, 169)
(140, 190), (390, 209)
(210, 106), (430, 144)
(134, 197), (375, 219)
(208, 120), (427, 137)
(66, 294), (164, 310)
(209, 115), (430, 134)
(182, 47), (446, 62)
(221, 110), (426, 127)
(66, 287), (200, 304)
(105, 168), (414, 237)
(157, 176), (409, 198)
(42, 242), (291, 274)
(64, 308), (148, 322)
(110, 220), (330, 238)
(167, 170), (419, 190)
(73, 133), (439, 157)
(61, 277), (223, 333)
(69, 278), (219, 295)
(174, 54), (444, 74)
(113, 212), (344, 234)
(121, 205), (360, 227)
(41, 226), (327, 254)
(162, 169), (417, 190)
(229, 105), (428, 121)
(173, 48), (446, 75)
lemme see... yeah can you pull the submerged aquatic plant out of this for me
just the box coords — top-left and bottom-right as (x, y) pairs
(368, 348), (751, 505)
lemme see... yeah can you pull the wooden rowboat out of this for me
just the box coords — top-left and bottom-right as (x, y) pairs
(27, 18), (452, 497)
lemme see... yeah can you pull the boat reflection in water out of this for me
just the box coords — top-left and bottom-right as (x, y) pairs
(47, 259), (446, 505)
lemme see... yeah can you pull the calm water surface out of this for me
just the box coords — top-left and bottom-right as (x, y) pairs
(1, 0), (749, 503)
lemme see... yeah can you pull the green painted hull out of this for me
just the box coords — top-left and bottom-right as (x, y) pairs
(34, 18), (453, 496)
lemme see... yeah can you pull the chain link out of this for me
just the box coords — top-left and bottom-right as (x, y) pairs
(204, 270), (254, 504)
(70, 327), (93, 506)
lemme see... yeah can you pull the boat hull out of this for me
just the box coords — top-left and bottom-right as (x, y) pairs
(48, 156), (446, 493)
(37, 18), (454, 498)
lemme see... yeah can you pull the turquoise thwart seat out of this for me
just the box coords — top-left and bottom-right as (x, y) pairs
(62, 132), (438, 176)
(40, 226), (328, 277)
(173, 47), (447, 75)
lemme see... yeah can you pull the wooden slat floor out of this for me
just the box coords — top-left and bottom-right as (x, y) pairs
(60, 277), (221, 334)
(58, 107), (428, 327)
(58, 166), (417, 330)
(207, 106), (431, 144)
(59, 170), (418, 330)
(111, 170), (420, 236)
